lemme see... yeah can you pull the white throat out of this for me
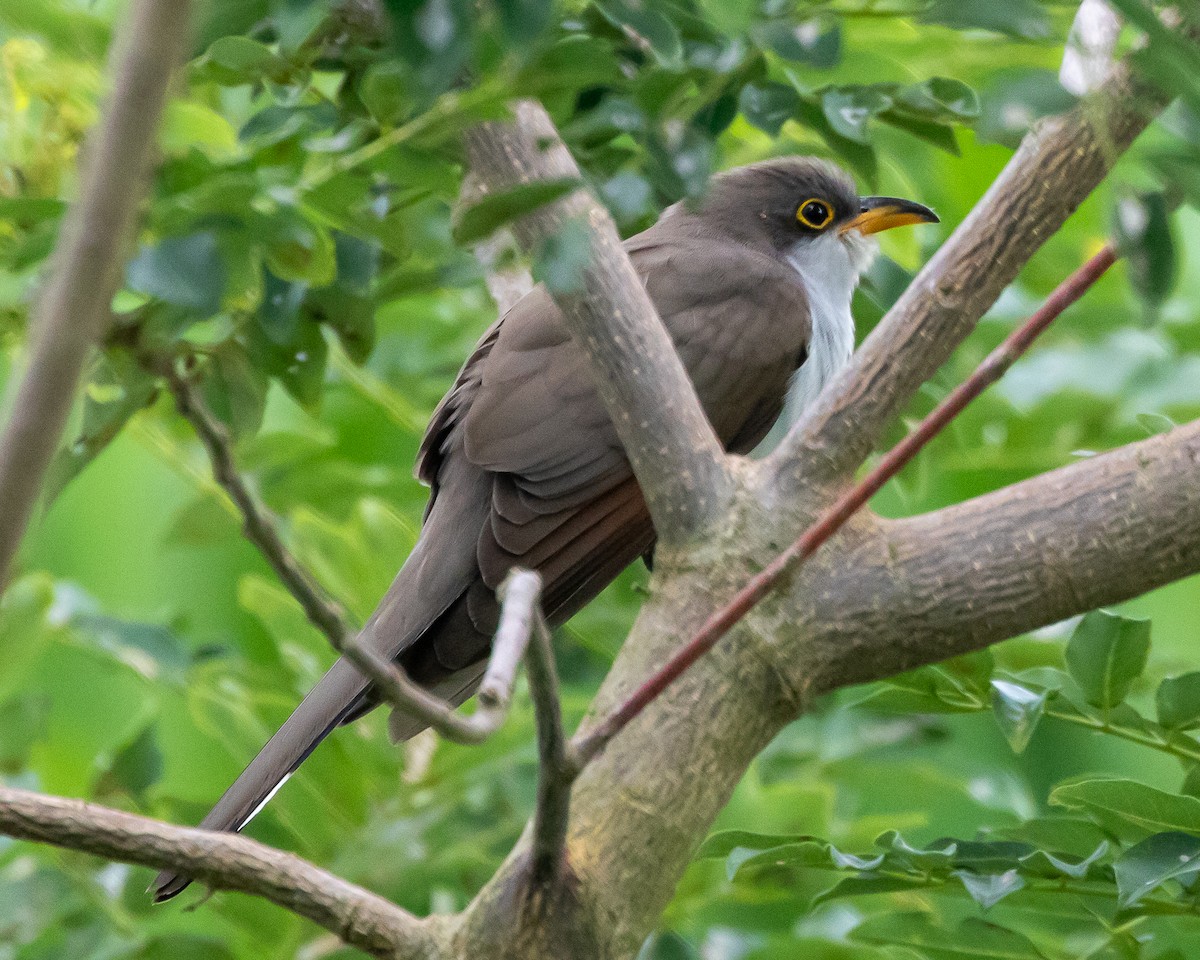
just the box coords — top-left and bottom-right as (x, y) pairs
(783, 230), (876, 422)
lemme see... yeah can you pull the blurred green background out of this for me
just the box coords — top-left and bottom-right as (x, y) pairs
(2, 0), (1200, 957)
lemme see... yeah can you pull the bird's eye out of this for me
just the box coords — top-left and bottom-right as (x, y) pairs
(797, 198), (833, 230)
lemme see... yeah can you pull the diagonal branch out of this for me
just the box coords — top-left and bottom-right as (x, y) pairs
(570, 245), (1117, 766)
(161, 364), (354, 644)
(463, 100), (732, 546)
(162, 360), (566, 755)
(0, 0), (191, 591)
(766, 43), (1174, 493)
(0, 786), (437, 959)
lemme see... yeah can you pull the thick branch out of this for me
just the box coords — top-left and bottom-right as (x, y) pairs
(0, 786), (437, 959)
(809, 418), (1200, 693)
(767, 48), (1170, 490)
(0, 0), (190, 589)
(570, 245), (1117, 766)
(463, 100), (732, 545)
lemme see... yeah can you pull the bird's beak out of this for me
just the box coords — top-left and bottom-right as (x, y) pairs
(841, 196), (940, 236)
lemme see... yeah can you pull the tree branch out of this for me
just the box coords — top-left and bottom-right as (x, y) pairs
(164, 361), (563, 753)
(570, 245), (1117, 766)
(0, 0), (191, 589)
(161, 364), (355, 644)
(766, 44), (1172, 493)
(0, 786), (437, 959)
(808, 415), (1200, 694)
(349, 570), (552, 746)
(526, 604), (570, 887)
(463, 100), (732, 545)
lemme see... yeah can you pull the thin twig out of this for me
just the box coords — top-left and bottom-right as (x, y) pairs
(767, 39), (1171, 492)
(526, 605), (570, 885)
(0, 0), (190, 591)
(0, 786), (435, 959)
(161, 365), (353, 645)
(353, 570), (544, 745)
(571, 245), (1118, 767)
(162, 359), (562, 752)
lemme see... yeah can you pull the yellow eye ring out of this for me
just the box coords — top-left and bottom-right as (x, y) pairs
(797, 198), (833, 230)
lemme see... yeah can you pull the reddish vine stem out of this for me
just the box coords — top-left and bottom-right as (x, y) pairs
(570, 244), (1119, 768)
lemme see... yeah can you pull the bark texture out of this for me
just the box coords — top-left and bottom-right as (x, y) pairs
(2, 21), (1200, 960)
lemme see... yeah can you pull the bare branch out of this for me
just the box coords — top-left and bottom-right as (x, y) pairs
(0, 0), (191, 589)
(463, 100), (733, 545)
(161, 364), (355, 644)
(810, 416), (1200, 694)
(349, 570), (544, 745)
(571, 246), (1117, 766)
(766, 46), (1172, 492)
(526, 607), (571, 886)
(0, 786), (437, 959)
(163, 359), (560, 755)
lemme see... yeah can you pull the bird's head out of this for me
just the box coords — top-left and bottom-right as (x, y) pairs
(691, 157), (939, 285)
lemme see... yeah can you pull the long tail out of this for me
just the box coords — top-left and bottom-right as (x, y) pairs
(150, 656), (370, 901)
(151, 457), (492, 902)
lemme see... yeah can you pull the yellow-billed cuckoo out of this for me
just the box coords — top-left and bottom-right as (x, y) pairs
(153, 157), (936, 901)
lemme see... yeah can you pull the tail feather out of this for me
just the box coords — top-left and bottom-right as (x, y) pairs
(151, 657), (370, 901)
(151, 458), (493, 902)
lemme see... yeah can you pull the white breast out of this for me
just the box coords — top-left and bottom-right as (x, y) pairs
(782, 230), (876, 423)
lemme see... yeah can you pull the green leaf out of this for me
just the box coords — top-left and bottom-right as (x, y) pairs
(104, 723), (164, 798)
(695, 830), (810, 860)
(198, 35), (295, 85)
(264, 214), (337, 286)
(1051, 778), (1200, 837)
(821, 86), (893, 144)
(878, 111), (961, 155)
(1156, 672), (1200, 730)
(202, 346), (269, 437)
(874, 831), (957, 870)
(1114, 192), (1178, 321)
(533, 218), (591, 295)
(0, 576), (60, 704)
(921, 0), (1051, 40)
(813, 875), (930, 906)
(853, 913), (1049, 959)
(1018, 840), (1109, 880)
(953, 869), (1025, 910)
(1114, 832), (1200, 907)
(46, 351), (158, 504)
(895, 77), (981, 121)
(738, 83), (801, 136)
(126, 231), (227, 315)
(1065, 610), (1151, 709)
(751, 18), (841, 68)
(594, 0), (682, 67)
(991, 679), (1048, 753)
(453, 178), (580, 245)
(160, 101), (238, 158)
(976, 70), (1077, 148)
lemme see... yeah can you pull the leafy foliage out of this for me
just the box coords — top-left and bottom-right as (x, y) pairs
(0, 0), (1199, 958)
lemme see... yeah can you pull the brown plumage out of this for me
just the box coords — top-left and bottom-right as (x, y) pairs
(153, 157), (936, 901)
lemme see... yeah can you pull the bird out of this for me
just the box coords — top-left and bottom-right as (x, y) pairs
(153, 156), (937, 901)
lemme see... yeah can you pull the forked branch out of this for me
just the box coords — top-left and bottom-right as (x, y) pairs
(463, 100), (732, 545)
(570, 246), (1118, 766)
(768, 37), (1176, 492)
